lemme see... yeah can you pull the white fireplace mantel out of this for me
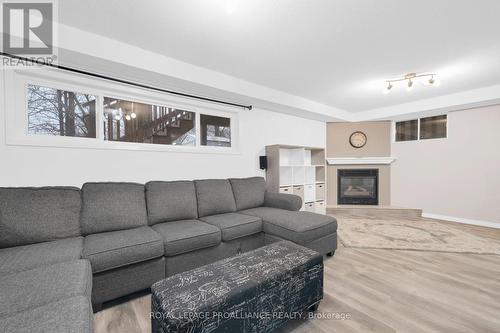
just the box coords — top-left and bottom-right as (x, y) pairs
(326, 157), (396, 165)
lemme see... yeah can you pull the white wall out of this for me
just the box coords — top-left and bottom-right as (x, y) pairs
(391, 105), (500, 224)
(0, 103), (325, 187)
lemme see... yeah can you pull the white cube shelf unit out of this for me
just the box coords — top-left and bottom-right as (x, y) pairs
(265, 145), (326, 214)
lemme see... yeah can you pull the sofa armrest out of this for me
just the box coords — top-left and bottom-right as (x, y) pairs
(264, 192), (302, 211)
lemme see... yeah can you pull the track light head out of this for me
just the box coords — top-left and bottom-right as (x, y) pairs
(383, 82), (393, 94)
(406, 79), (413, 91)
(428, 75), (441, 87)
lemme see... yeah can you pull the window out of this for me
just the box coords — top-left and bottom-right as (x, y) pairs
(420, 115), (447, 140)
(103, 97), (195, 146)
(200, 114), (231, 147)
(27, 84), (97, 138)
(395, 119), (418, 142)
(395, 115), (447, 142)
(7, 69), (238, 153)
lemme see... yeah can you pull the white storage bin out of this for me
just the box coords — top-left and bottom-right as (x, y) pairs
(279, 186), (292, 194)
(292, 185), (304, 201)
(315, 201), (326, 214)
(304, 184), (315, 202)
(315, 183), (325, 201)
(304, 202), (315, 212)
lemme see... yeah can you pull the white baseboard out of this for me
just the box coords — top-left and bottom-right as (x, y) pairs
(422, 212), (500, 229)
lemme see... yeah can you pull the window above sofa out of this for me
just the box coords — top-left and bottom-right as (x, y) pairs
(5, 67), (238, 153)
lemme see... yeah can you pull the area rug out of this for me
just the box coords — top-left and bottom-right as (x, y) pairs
(335, 216), (500, 255)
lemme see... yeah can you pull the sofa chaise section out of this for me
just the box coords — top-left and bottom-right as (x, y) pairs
(0, 237), (83, 276)
(0, 260), (92, 317)
(0, 187), (84, 276)
(240, 206), (337, 255)
(0, 187), (82, 248)
(81, 182), (165, 308)
(0, 186), (93, 332)
(0, 296), (93, 333)
(230, 177), (337, 256)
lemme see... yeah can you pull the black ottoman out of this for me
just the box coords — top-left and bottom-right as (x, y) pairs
(151, 240), (323, 333)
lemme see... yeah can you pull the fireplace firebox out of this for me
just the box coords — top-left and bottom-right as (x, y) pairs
(337, 169), (378, 205)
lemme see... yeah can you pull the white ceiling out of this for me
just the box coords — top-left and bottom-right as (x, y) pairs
(59, 0), (500, 114)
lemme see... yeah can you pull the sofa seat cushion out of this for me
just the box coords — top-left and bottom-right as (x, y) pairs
(0, 260), (92, 317)
(199, 213), (262, 241)
(0, 237), (83, 276)
(0, 296), (92, 333)
(152, 220), (221, 256)
(240, 207), (337, 245)
(83, 226), (164, 273)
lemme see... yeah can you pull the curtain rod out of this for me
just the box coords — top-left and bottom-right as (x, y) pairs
(0, 52), (253, 110)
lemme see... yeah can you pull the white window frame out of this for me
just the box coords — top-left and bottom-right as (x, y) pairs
(392, 114), (448, 143)
(3, 66), (240, 154)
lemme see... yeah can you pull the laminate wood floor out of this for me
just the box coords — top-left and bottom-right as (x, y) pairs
(94, 218), (500, 333)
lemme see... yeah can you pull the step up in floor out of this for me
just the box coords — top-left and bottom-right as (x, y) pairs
(327, 205), (422, 219)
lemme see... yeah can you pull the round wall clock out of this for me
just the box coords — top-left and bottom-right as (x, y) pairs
(349, 131), (367, 148)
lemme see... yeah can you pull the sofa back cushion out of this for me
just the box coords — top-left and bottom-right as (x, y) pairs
(80, 182), (147, 235)
(194, 179), (237, 217)
(229, 177), (266, 210)
(0, 187), (81, 248)
(145, 181), (198, 225)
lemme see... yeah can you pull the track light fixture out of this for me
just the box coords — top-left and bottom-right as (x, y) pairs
(383, 72), (439, 94)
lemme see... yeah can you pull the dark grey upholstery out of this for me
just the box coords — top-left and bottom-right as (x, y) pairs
(194, 179), (236, 217)
(240, 207), (337, 245)
(80, 182), (148, 235)
(165, 233), (265, 276)
(265, 232), (337, 256)
(92, 257), (165, 306)
(199, 213), (262, 241)
(146, 181), (198, 225)
(0, 237), (83, 276)
(0, 176), (337, 324)
(0, 296), (93, 333)
(152, 220), (221, 256)
(83, 226), (164, 273)
(0, 260), (92, 317)
(0, 187), (81, 248)
(228, 177), (266, 210)
(264, 192), (302, 211)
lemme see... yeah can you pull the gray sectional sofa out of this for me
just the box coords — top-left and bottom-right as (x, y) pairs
(0, 177), (337, 332)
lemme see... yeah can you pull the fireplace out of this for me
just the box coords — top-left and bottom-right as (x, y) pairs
(338, 169), (378, 205)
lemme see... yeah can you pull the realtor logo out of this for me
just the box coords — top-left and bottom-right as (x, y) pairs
(1, 1), (53, 55)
